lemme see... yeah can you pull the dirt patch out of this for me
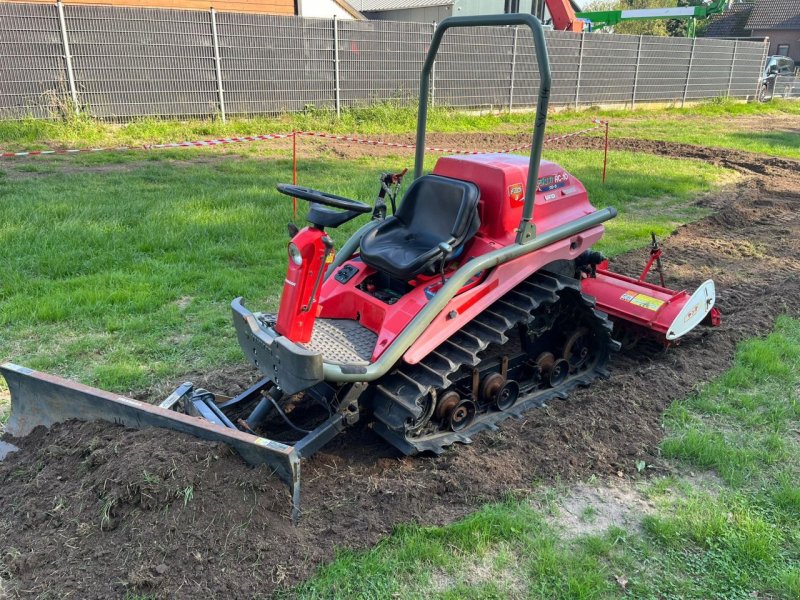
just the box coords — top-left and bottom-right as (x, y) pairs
(548, 479), (656, 539)
(3, 142), (800, 599)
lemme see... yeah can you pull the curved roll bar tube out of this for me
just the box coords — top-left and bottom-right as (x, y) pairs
(323, 207), (617, 382)
(414, 14), (552, 244)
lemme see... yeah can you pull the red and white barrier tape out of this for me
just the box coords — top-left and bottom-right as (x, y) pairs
(0, 132), (292, 158)
(1, 121), (607, 159)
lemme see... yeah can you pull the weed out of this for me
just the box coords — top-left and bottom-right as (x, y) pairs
(141, 471), (161, 486)
(100, 497), (116, 531)
(2, 98), (798, 157)
(179, 486), (194, 507)
(580, 506), (598, 523)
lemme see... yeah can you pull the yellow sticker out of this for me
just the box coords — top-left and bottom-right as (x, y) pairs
(325, 251), (335, 264)
(620, 290), (664, 311)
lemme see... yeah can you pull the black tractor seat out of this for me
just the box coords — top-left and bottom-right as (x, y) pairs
(359, 174), (480, 281)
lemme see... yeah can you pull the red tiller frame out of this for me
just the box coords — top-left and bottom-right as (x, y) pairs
(582, 260), (721, 344)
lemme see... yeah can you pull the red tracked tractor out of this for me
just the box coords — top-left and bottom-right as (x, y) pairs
(2, 15), (719, 520)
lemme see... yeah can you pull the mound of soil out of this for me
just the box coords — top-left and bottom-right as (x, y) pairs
(2, 141), (800, 599)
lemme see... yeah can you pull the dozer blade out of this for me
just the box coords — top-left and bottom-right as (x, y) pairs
(1, 363), (303, 520)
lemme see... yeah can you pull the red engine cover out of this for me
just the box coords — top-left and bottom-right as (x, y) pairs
(433, 153), (595, 242)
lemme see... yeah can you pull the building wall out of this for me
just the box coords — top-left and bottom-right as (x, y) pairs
(751, 29), (800, 63)
(452, 0), (511, 17)
(298, 0), (357, 19)
(362, 6), (450, 22)
(359, 0), (537, 23)
(1, 0), (294, 14)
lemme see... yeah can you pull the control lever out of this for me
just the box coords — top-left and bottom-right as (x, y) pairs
(438, 242), (453, 286)
(372, 168), (409, 220)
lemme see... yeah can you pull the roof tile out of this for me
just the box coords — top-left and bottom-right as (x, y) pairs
(746, 0), (800, 30)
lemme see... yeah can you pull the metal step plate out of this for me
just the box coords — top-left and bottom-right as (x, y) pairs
(300, 319), (377, 365)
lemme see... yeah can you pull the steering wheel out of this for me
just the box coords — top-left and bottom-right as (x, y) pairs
(277, 184), (371, 214)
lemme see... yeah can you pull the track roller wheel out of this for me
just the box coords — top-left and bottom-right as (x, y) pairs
(494, 380), (520, 411)
(563, 327), (591, 371)
(448, 399), (476, 432)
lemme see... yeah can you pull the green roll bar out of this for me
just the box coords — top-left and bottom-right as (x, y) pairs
(414, 14), (552, 244)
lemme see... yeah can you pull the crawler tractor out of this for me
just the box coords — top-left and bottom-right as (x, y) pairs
(2, 15), (719, 520)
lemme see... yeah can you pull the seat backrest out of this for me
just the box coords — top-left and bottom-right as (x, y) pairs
(395, 175), (480, 243)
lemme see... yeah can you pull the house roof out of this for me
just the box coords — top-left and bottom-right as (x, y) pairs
(335, 0), (366, 19)
(706, 2), (754, 37)
(352, 0), (453, 11)
(746, 0), (800, 30)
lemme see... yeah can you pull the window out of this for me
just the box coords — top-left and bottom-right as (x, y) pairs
(777, 44), (790, 56)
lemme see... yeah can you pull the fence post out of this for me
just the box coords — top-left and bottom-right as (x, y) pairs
(575, 32), (585, 110)
(430, 22), (436, 107)
(682, 37), (696, 107)
(56, 1), (79, 111)
(333, 16), (341, 117)
(210, 8), (226, 122)
(725, 39), (737, 97)
(508, 26), (519, 111)
(632, 35), (642, 109)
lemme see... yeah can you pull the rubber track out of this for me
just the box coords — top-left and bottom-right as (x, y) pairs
(371, 271), (619, 455)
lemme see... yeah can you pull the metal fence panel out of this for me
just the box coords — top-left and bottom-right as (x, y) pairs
(774, 75), (800, 99)
(435, 25), (515, 109)
(0, 2), (66, 118)
(686, 38), (735, 100)
(337, 19), (429, 107)
(217, 13), (335, 115)
(0, 3), (773, 121)
(636, 36), (693, 103)
(64, 5), (218, 119)
(579, 33), (639, 105)
(731, 40), (767, 99)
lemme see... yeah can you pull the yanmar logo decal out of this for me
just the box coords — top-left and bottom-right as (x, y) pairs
(508, 183), (524, 207)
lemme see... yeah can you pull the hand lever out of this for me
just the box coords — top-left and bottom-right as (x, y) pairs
(438, 242), (453, 286)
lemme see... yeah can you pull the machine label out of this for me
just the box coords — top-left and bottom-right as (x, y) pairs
(537, 172), (569, 192)
(508, 183), (524, 207)
(620, 290), (664, 311)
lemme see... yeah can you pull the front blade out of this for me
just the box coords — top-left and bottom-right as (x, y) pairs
(1, 363), (302, 518)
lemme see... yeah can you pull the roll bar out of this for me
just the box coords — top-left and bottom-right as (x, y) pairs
(413, 14), (552, 244)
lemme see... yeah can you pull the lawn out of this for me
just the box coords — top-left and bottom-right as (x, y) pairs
(1, 98), (799, 158)
(0, 143), (728, 394)
(289, 316), (800, 599)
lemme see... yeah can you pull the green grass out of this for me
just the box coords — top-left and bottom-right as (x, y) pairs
(286, 317), (800, 599)
(0, 145), (727, 392)
(1, 97), (799, 157)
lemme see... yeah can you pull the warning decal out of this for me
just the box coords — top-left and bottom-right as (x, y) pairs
(620, 290), (664, 311)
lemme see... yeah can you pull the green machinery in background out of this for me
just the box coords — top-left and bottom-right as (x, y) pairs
(576, 0), (730, 37)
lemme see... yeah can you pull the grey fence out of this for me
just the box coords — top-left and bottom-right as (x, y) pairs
(0, 1), (770, 121)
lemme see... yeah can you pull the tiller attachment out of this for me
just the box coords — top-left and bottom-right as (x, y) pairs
(580, 235), (721, 344)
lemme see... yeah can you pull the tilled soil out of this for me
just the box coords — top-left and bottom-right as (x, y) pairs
(2, 140), (800, 599)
